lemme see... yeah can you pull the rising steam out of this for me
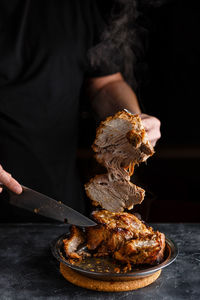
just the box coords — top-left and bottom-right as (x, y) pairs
(88, 0), (172, 90)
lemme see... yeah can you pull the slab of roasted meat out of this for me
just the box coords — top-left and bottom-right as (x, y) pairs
(85, 111), (154, 212)
(63, 210), (165, 266)
(85, 174), (145, 212)
(92, 111), (154, 173)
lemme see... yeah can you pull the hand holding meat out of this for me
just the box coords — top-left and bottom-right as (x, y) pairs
(140, 113), (161, 147)
(0, 165), (22, 194)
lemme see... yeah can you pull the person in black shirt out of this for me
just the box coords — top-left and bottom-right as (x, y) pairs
(0, 0), (160, 218)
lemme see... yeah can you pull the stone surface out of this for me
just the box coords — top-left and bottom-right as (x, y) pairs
(0, 223), (199, 299)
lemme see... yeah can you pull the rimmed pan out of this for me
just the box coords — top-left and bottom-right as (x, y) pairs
(50, 232), (178, 281)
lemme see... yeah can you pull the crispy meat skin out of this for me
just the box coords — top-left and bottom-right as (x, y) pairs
(86, 210), (155, 257)
(91, 210), (153, 236)
(63, 225), (85, 259)
(63, 211), (165, 266)
(85, 111), (154, 212)
(114, 232), (165, 265)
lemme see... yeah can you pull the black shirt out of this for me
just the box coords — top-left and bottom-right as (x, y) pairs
(0, 0), (109, 216)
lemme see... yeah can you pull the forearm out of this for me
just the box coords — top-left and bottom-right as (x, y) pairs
(89, 79), (141, 121)
(87, 73), (161, 146)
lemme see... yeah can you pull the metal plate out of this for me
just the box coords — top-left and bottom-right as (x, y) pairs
(51, 232), (178, 281)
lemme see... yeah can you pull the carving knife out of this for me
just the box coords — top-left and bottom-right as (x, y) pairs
(6, 185), (96, 227)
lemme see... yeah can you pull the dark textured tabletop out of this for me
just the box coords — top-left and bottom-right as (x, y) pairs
(0, 223), (199, 300)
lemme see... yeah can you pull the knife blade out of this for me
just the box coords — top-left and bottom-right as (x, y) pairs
(7, 185), (96, 227)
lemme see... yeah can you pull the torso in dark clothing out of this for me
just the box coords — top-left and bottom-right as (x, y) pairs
(0, 0), (104, 216)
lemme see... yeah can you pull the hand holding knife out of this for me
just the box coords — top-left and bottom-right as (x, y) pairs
(0, 164), (22, 194)
(0, 182), (96, 227)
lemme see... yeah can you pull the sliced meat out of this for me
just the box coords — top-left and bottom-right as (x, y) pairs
(85, 174), (145, 212)
(63, 225), (85, 259)
(85, 111), (154, 212)
(93, 111), (154, 175)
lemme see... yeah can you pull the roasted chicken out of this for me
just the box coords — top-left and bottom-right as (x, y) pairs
(63, 210), (165, 266)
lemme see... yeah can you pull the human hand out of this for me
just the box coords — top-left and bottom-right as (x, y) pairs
(140, 113), (161, 147)
(0, 165), (22, 194)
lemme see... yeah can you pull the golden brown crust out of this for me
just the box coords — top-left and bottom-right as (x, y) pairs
(114, 231), (165, 265)
(91, 210), (154, 236)
(86, 225), (107, 251)
(126, 130), (143, 148)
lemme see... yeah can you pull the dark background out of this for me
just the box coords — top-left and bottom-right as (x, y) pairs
(78, 0), (200, 222)
(137, 0), (200, 222)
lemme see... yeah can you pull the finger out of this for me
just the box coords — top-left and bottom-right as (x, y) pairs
(0, 187), (2, 193)
(146, 127), (161, 142)
(0, 165), (22, 194)
(141, 116), (161, 131)
(150, 139), (157, 147)
(144, 130), (161, 147)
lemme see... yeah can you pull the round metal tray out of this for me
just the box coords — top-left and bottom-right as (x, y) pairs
(51, 232), (178, 281)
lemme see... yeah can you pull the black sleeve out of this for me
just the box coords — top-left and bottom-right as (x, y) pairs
(85, 0), (122, 77)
